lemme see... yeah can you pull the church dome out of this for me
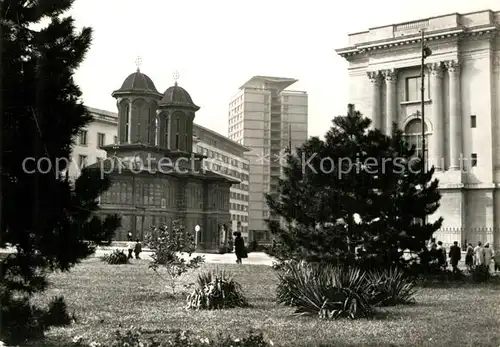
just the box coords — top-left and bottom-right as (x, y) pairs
(112, 69), (162, 97)
(159, 83), (200, 110)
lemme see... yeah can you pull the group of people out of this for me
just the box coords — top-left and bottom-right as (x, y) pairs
(126, 232), (142, 260)
(465, 241), (500, 271)
(428, 238), (500, 273)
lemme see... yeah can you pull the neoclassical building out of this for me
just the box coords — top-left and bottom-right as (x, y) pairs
(336, 10), (500, 248)
(89, 68), (236, 251)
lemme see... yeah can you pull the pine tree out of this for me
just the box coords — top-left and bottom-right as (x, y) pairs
(1, 0), (120, 343)
(266, 104), (442, 268)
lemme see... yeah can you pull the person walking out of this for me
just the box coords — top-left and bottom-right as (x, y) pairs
(474, 241), (484, 266)
(449, 241), (461, 273)
(436, 241), (447, 270)
(465, 243), (474, 271)
(134, 238), (142, 259)
(484, 243), (493, 271)
(493, 249), (500, 273)
(127, 237), (134, 260)
(233, 231), (246, 264)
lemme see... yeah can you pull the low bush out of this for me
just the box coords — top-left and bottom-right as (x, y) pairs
(100, 249), (129, 265)
(186, 269), (249, 310)
(276, 261), (419, 319)
(72, 328), (272, 346)
(365, 267), (417, 306)
(276, 261), (374, 320)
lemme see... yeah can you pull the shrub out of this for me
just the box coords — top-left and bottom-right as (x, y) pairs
(471, 264), (491, 283)
(145, 221), (204, 295)
(276, 261), (373, 319)
(101, 249), (129, 265)
(365, 267), (417, 306)
(72, 328), (272, 347)
(186, 269), (249, 310)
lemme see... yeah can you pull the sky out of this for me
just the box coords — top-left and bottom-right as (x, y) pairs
(69, 0), (499, 139)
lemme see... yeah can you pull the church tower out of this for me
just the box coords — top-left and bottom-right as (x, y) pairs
(111, 62), (163, 146)
(157, 77), (200, 152)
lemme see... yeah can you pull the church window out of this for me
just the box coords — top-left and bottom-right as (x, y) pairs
(124, 104), (129, 142)
(404, 118), (428, 162)
(136, 116), (141, 142)
(147, 108), (152, 143)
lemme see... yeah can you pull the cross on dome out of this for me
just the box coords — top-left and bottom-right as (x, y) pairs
(173, 70), (179, 86)
(135, 56), (143, 72)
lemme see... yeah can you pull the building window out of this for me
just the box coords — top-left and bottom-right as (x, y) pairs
(78, 155), (87, 169)
(124, 105), (129, 142)
(147, 109), (153, 143)
(79, 130), (88, 146)
(470, 115), (476, 128)
(404, 119), (428, 162)
(97, 133), (105, 147)
(471, 153), (478, 167)
(405, 76), (429, 102)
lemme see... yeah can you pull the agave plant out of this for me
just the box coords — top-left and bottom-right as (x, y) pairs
(365, 266), (417, 306)
(100, 249), (129, 265)
(186, 269), (249, 310)
(276, 261), (373, 319)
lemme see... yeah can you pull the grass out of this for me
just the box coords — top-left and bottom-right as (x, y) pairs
(31, 258), (500, 347)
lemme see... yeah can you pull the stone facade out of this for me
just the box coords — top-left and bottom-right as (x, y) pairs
(336, 10), (500, 248)
(89, 69), (236, 251)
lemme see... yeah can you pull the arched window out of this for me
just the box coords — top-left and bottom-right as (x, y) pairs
(404, 118), (428, 161)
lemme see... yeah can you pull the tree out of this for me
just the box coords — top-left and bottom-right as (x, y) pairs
(1, 0), (120, 343)
(266, 104), (442, 268)
(146, 220), (204, 295)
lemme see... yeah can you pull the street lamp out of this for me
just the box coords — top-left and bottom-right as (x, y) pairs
(194, 224), (200, 249)
(420, 29), (432, 175)
(420, 29), (432, 228)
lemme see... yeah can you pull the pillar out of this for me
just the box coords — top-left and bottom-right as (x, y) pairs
(383, 69), (397, 135)
(367, 71), (382, 131)
(428, 62), (444, 170)
(445, 60), (462, 170)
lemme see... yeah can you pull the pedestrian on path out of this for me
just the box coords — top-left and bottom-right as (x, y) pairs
(127, 237), (134, 260)
(449, 241), (461, 273)
(465, 243), (474, 270)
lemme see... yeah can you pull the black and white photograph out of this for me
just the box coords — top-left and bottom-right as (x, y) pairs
(1, 0), (500, 345)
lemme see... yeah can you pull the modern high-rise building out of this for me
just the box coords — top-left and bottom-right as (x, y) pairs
(229, 76), (308, 242)
(336, 9), (500, 248)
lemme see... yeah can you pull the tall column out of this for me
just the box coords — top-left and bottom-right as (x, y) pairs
(367, 71), (382, 131)
(383, 69), (397, 135)
(427, 62), (444, 170)
(445, 60), (462, 170)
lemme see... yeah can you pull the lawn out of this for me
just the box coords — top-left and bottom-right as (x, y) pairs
(33, 258), (500, 347)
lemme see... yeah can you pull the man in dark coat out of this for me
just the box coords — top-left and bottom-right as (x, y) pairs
(449, 241), (461, 273)
(233, 231), (246, 264)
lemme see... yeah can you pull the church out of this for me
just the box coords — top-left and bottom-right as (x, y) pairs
(89, 67), (236, 251)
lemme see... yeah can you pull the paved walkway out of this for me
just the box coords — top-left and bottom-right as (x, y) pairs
(95, 246), (275, 266)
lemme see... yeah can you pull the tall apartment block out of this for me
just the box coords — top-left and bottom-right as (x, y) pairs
(228, 76), (308, 242)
